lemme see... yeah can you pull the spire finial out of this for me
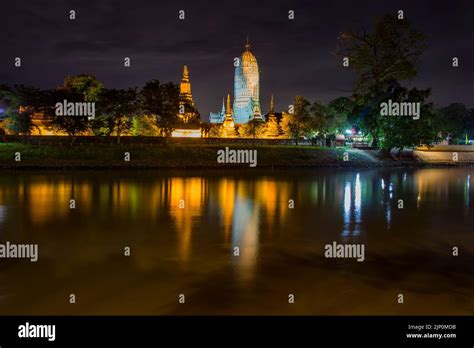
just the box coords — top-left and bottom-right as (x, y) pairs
(245, 34), (250, 51)
(182, 65), (189, 81)
(270, 94), (274, 114)
(226, 94), (232, 116)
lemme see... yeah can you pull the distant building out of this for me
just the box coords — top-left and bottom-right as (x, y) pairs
(222, 94), (238, 138)
(177, 65), (200, 124)
(265, 95), (280, 137)
(172, 65), (202, 137)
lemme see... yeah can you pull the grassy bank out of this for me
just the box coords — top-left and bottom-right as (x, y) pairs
(0, 143), (381, 169)
(1, 143), (472, 169)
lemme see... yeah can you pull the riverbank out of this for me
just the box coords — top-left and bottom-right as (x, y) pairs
(1, 143), (473, 169)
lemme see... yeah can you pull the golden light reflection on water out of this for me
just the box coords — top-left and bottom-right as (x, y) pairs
(0, 169), (473, 266)
(217, 178), (235, 239)
(1, 169), (474, 315)
(168, 177), (206, 261)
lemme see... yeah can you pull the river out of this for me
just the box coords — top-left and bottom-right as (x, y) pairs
(0, 168), (473, 315)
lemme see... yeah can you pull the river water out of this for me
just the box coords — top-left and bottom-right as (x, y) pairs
(0, 168), (473, 315)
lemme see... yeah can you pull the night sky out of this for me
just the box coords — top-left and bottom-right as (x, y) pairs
(1, 0), (473, 119)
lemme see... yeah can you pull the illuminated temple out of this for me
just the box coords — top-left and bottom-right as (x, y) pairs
(210, 40), (262, 124)
(172, 65), (202, 137)
(0, 43), (285, 139)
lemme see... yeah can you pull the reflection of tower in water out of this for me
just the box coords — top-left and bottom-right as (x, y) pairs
(167, 177), (206, 263)
(231, 195), (259, 282)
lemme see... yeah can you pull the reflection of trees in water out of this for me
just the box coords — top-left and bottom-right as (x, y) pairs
(0, 168), (472, 257)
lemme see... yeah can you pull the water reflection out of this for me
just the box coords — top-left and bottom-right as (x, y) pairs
(0, 169), (471, 239)
(465, 174), (471, 215)
(1, 168), (474, 315)
(232, 197), (259, 281)
(342, 173), (362, 238)
(0, 169), (473, 264)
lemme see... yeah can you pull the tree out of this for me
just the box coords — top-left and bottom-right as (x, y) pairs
(7, 109), (37, 138)
(351, 84), (386, 147)
(308, 101), (329, 140)
(468, 108), (474, 143)
(99, 88), (140, 143)
(141, 80), (179, 137)
(435, 103), (471, 143)
(157, 82), (179, 136)
(337, 14), (426, 91)
(286, 96), (312, 145)
(326, 97), (355, 134)
(63, 74), (104, 102)
(379, 83), (439, 153)
(50, 88), (89, 140)
(141, 80), (162, 116)
(0, 85), (42, 137)
(336, 14), (427, 147)
(245, 119), (266, 139)
(90, 115), (112, 136)
(51, 75), (103, 140)
(131, 115), (160, 136)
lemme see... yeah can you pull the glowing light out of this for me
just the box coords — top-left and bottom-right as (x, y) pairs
(171, 129), (202, 138)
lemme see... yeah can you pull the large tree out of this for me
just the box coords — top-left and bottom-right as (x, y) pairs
(336, 14), (426, 147)
(337, 14), (426, 91)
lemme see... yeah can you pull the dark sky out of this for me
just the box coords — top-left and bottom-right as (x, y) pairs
(1, 0), (473, 119)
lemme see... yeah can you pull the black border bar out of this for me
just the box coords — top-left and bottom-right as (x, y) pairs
(0, 316), (473, 346)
